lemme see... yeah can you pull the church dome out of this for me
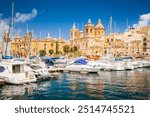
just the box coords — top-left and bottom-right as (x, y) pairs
(85, 19), (95, 27)
(16, 34), (21, 38)
(95, 19), (104, 29)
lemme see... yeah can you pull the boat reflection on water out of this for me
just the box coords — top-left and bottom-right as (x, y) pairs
(66, 73), (105, 99)
(0, 83), (38, 100)
(0, 68), (150, 100)
(0, 81), (52, 100)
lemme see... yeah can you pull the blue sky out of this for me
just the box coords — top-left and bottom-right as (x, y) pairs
(0, 0), (150, 39)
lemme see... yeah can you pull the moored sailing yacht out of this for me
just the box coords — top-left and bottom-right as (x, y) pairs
(0, 0), (37, 84)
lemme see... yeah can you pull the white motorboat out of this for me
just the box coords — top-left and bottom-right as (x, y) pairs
(95, 57), (126, 71)
(109, 62), (126, 71)
(131, 61), (143, 68)
(87, 61), (102, 70)
(142, 60), (150, 67)
(28, 57), (51, 80)
(124, 62), (134, 70)
(66, 59), (99, 73)
(0, 61), (36, 85)
(52, 56), (67, 68)
(28, 64), (50, 80)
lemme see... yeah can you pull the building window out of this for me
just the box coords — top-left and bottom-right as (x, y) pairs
(143, 43), (147, 46)
(143, 38), (147, 41)
(90, 29), (93, 33)
(86, 29), (88, 33)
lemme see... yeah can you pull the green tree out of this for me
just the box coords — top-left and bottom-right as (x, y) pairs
(74, 46), (78, 52)
(49, 49), (54, 55)
(39, 50), (46, 56)
(63, 45), (70, 54)
(70, 46), (78, 53)
(70, 47), (73, 52)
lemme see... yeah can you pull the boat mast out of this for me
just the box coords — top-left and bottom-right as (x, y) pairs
(59, 28), (61, 39)
(4, 0), (14, 56)
(110, 16), (113, 34)
(11, 0), (14, 35)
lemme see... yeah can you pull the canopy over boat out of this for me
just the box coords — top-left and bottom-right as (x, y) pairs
(41, 57), (54, 66)
(73, 59), (88, 65)
(2, 55), (13, 59)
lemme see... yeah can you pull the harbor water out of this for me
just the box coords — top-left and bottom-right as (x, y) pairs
(0, 68), (150, 100)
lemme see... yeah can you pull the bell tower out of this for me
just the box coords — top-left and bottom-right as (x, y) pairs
(95, 19), (105, 38)
(84, 19), (95, 37)
(70, 22), (79, 40)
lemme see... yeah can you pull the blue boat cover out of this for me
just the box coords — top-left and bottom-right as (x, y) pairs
(73, 59), (87, 65)
(41, 57), (54, 66)
(29, 56), (37, 59)
(2, 55), (13, 59)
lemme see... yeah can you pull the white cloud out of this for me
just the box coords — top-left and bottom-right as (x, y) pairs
(133, 12), (150, 28)
(14, 8), (37, 23)
(0, 9), (37, 40)
(0, 18), (9, 40)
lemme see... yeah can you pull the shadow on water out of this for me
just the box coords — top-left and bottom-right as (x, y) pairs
(0, 68), (150, 100)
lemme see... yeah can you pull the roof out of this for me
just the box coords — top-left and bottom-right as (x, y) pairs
(95, 19), (104, 29)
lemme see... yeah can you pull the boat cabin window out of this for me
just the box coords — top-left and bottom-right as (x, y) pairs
(12, 65), (21, 73)
(12, 64), (24, 73)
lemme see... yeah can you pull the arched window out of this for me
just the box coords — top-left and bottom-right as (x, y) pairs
(86, 29), (88, 33)
(90, 29), (93, 33)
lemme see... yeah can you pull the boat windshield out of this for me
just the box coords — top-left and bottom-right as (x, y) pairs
(30, 65), (42, 70)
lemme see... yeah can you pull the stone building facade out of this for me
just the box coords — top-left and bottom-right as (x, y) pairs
(11, 32), (66, 57)
(70, 19), (105, 56)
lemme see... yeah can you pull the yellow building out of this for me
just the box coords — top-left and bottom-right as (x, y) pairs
(5, 22), (150, 59)
(70, 19), (105, 56)
(11, 32), (66, 57)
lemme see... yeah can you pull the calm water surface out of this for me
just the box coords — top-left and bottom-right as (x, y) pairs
(0, 68), (150, 100)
